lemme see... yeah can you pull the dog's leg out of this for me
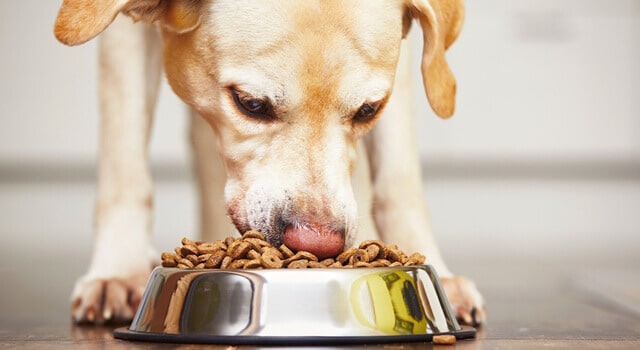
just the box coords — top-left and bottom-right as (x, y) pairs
(71, 16), (161, 324)
(364, 39), (486, 326)
(189, 109), (236, 241)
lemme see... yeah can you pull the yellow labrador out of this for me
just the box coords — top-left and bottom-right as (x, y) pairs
(55, 0), (486, 326)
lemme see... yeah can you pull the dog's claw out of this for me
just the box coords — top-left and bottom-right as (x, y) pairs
(470, 307), (485, 327)
(460, 309), (472, 325)
(71, 276), (147, 325)
(85, 307), (96, 323)
(103, 307), (112, 321)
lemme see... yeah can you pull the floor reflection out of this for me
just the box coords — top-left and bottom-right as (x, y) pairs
(71, 324), (120, 342)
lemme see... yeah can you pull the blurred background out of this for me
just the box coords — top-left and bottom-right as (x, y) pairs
(0, 0), (638, 283)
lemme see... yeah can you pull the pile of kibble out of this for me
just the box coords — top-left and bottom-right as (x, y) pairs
(161, 231), (426, 269)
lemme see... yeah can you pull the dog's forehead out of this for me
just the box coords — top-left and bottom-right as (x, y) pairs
(205, 0), (405, 104)
(206, 0), (405, 51)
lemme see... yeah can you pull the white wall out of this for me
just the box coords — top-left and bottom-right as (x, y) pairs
(0, 1), (189, 164)
(416, 0), (640, 160)
(411, 0), (640, 263)
(0, 0), (638, 264)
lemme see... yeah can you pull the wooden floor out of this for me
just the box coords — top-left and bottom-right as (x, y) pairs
(1, 249), (639, 349)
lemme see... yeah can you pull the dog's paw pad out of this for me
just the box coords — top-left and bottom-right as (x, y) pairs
(440, 275), (487, 326)
(71, 278), (145, 325)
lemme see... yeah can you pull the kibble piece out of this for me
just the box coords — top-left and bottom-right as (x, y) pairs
(260, 251), (284, 268)
(351, 249), (370, 264)
(243, 237), (269, 252)
(320, 258), (335, 267)
(177, 258), (194, 268)
(365, 244), (380, 261)
(405, 252), (426, 266)
(336, 248), (356, 264)
(204, 250), (226, 268)
(185, 254), (199, 265)
(244, 259), (263, 269)
(279, 244), (295, 259)
(308, 261), (327, 268)
(379, 245), (390, 260)
(247, 249), (261, 260)
(370, 259), (391, 267)
(213, 240), (228, 251)
(197, 253), (212, 263)
(432, 334), (456, 345)
(181, 237), (198, 246)
(196, 242), (219, 255)
(220, 256), (233, 269)
(162, 258), (177, 267)
(287, 259), (309, 269)
(358, 240), (385, 249)
(242, 230), (266, 240)
(180, 244), (199, 257)
(229, 241), (252, 259)
(363, 240), (387, 259)
(262, 246), (284, 259)
(228, 259), (248, 269)
(387, 248), (403, 263)
(161, 252), (176, 261)
(285, 251), (318, 264)
(224, 236), (236, 247)
(354, 261), (371, 268)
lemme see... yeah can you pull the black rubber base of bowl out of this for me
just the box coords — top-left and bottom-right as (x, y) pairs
(113, 326), (476, 345)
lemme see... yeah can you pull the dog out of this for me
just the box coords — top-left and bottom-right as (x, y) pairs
(54, 0), (486, 326)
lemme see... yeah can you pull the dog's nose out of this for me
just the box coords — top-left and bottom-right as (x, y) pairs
(282, 223), (345, 259)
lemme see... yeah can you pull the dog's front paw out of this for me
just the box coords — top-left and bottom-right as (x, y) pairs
(440, 276), (487, 326)
(71, 271), (149, 325)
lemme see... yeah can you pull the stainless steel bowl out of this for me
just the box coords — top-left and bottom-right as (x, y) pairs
(114, 265), (475, 344)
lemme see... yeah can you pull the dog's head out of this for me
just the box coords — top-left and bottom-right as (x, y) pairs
(55, 0), (464, 258)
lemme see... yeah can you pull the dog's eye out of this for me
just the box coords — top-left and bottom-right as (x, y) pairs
(230, 88), (275, 121)
(353, 102), (381, 123)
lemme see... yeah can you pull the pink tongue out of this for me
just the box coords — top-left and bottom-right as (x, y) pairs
(282, 224), (345, 259)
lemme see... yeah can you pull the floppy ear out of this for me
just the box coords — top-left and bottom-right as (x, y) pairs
(54, 0), (202, 46)
(407, 0), (464, 119)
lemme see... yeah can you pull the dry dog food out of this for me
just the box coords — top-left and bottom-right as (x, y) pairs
(161, 231), (426, 269)
(432, 334), (457, 345)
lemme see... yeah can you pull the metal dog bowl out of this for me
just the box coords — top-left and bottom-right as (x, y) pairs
(114, 265), (475, 344)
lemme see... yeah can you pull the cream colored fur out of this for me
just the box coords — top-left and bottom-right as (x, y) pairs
(55, 0), (486, 326)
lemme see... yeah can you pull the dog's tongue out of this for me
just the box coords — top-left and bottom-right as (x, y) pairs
(283, 224), (345, 259)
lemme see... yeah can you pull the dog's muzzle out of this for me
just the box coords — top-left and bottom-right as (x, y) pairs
(282, 223), (345, 259)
